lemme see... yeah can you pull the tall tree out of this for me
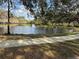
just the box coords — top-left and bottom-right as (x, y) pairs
(0, 0), (13, 34)
(21, 0), (79, 23)
(7, 0), (10, 34)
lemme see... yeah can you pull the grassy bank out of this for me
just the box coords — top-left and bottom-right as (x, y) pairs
(0, 31), (79, 41)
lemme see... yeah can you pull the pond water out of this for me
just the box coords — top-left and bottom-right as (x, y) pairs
(0, 24), (72, 34)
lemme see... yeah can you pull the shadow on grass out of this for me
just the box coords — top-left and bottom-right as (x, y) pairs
(0, 33), (78, 40)
(0, 39), (79, 59)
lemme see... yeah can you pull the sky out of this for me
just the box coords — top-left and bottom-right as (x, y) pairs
(0, 0), (34, 20)
(0, 0), (53, 20)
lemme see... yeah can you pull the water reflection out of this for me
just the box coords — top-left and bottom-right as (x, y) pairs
(0, 24), (72, 34)
(10, 24), (66, 34)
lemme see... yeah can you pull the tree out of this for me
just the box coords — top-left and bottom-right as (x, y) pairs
(7, 0), (10, 34)
(21, 0), (79, 24)
(0, 0), (79, 34)
(0, 0), (13, 34)
(1, 0), (79, 25)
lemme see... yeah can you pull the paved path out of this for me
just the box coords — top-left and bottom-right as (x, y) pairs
(0, 34), (79, 48)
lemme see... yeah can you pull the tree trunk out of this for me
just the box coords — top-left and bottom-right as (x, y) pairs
(7, 0), (10, 34)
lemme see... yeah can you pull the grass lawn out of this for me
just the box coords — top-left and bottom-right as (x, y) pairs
(0, 39), (79, 59)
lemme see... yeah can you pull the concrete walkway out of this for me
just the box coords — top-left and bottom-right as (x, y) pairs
(0, 34), (79, 48)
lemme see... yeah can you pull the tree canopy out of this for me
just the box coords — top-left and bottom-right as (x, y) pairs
(0, 0), (79, 24)
(21, 0), (79, 15)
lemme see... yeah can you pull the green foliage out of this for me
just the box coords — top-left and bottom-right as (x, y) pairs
(33, 18), (43, 25)
(61, 0), (71, 4)
(0, 0), (7, 5)
(1, 0), (79, 26)
(47, 21), (52, 25)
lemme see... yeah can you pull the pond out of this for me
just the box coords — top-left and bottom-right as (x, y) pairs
(0, 24), (74, 35)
